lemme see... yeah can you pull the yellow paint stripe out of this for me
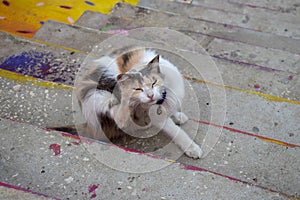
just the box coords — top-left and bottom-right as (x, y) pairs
(184, 76), (300, 106)
(33, 38), (88, 55)
(0, 69), (74, 90)
(259, 137), (297, 147)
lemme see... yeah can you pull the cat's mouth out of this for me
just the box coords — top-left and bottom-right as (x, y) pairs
(141, 99), (157, 105)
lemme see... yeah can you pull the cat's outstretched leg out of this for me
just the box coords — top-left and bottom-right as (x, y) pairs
(110, 97), (131, 129)
(162, 118), (203, 159)
(172, 112), (189, 125)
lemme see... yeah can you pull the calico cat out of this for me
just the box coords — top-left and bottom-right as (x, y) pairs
(75, 47), (203, 159)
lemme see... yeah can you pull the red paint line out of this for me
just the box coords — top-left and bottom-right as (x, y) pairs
(111, 144), (294, 198)
(0, 182), (60, 200)
(192, 119), (300, 148)
(111, 144), (161, 159)
(180, 163), (294, 199)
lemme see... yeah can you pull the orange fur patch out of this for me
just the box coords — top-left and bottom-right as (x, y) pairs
(117, 49), (143, 73)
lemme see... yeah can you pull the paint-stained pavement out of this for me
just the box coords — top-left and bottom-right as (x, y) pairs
(0, 0), (300, 199)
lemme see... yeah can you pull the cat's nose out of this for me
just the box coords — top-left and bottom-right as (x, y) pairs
(147, 94), (154, 100)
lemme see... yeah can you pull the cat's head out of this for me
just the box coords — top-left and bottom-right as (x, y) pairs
(116, 55), (166, 105)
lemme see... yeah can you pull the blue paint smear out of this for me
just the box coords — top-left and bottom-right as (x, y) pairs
(0, 50), (77, 85)
(84, 1), (95, 6)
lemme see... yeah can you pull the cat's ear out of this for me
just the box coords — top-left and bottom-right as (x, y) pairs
(117, 74), (128, 82)
(149, 55), (159, 65)
(146, 55), (160, 74)
(117, 72), (140, 83)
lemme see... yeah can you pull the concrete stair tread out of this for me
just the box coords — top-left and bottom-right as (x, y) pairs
(76, 9), (300, 74)
(139, 0), (300, 38)
(108, 3), (300, 55)
(0, 117), (292, 199)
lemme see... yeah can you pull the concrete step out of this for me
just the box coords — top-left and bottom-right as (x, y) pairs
(1, 24), (299, 197)
(108, 3), (300, 55)
(0, 117), (292, 199)
(138, 0), (300, 39)
(0, 32), (85, 86)
(0, 32), (81, 127)
(76, 8), (300, 74)
(33, 21), (300, 103)
(0, 70), (75, 127)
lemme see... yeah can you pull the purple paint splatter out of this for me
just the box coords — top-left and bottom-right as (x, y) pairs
(88, 185), (98, 193)
(288, 75), (293, 80)
(88, 185), (98, 199)
(2, 0), (9, 6)
(60, 5), (72, 9)
(16, 30), (32, 34)
(254, 84), (260, 89)
(0, 50), (76, 85)
(84, 1), (95, 6)
(49, 144), (61, 156)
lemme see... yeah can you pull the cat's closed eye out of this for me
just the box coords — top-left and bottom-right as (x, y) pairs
(152, 80), (157, 88)
(134, 88), (144, 91)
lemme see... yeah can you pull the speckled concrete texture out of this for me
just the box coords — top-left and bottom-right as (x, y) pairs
(1, 0), (300, 199)
(0, 118), (290, 200)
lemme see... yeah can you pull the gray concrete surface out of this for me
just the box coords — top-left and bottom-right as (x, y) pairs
(109, 3), (300, 54)
(2, 20), (300, 197)
(139, 0), (300, 38)
(75, 8), (300, 101)
(1, 0), (300, 199)
(0, 118), (290, 199)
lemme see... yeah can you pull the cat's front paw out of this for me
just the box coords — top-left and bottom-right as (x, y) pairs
(184, 143), (203, 159)
(114, 115), (129, 130)
(172, 112), (189, 125)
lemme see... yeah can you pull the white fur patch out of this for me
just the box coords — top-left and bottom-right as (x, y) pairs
(94, 56), (119, 78)
(82, 90), (115, 129)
